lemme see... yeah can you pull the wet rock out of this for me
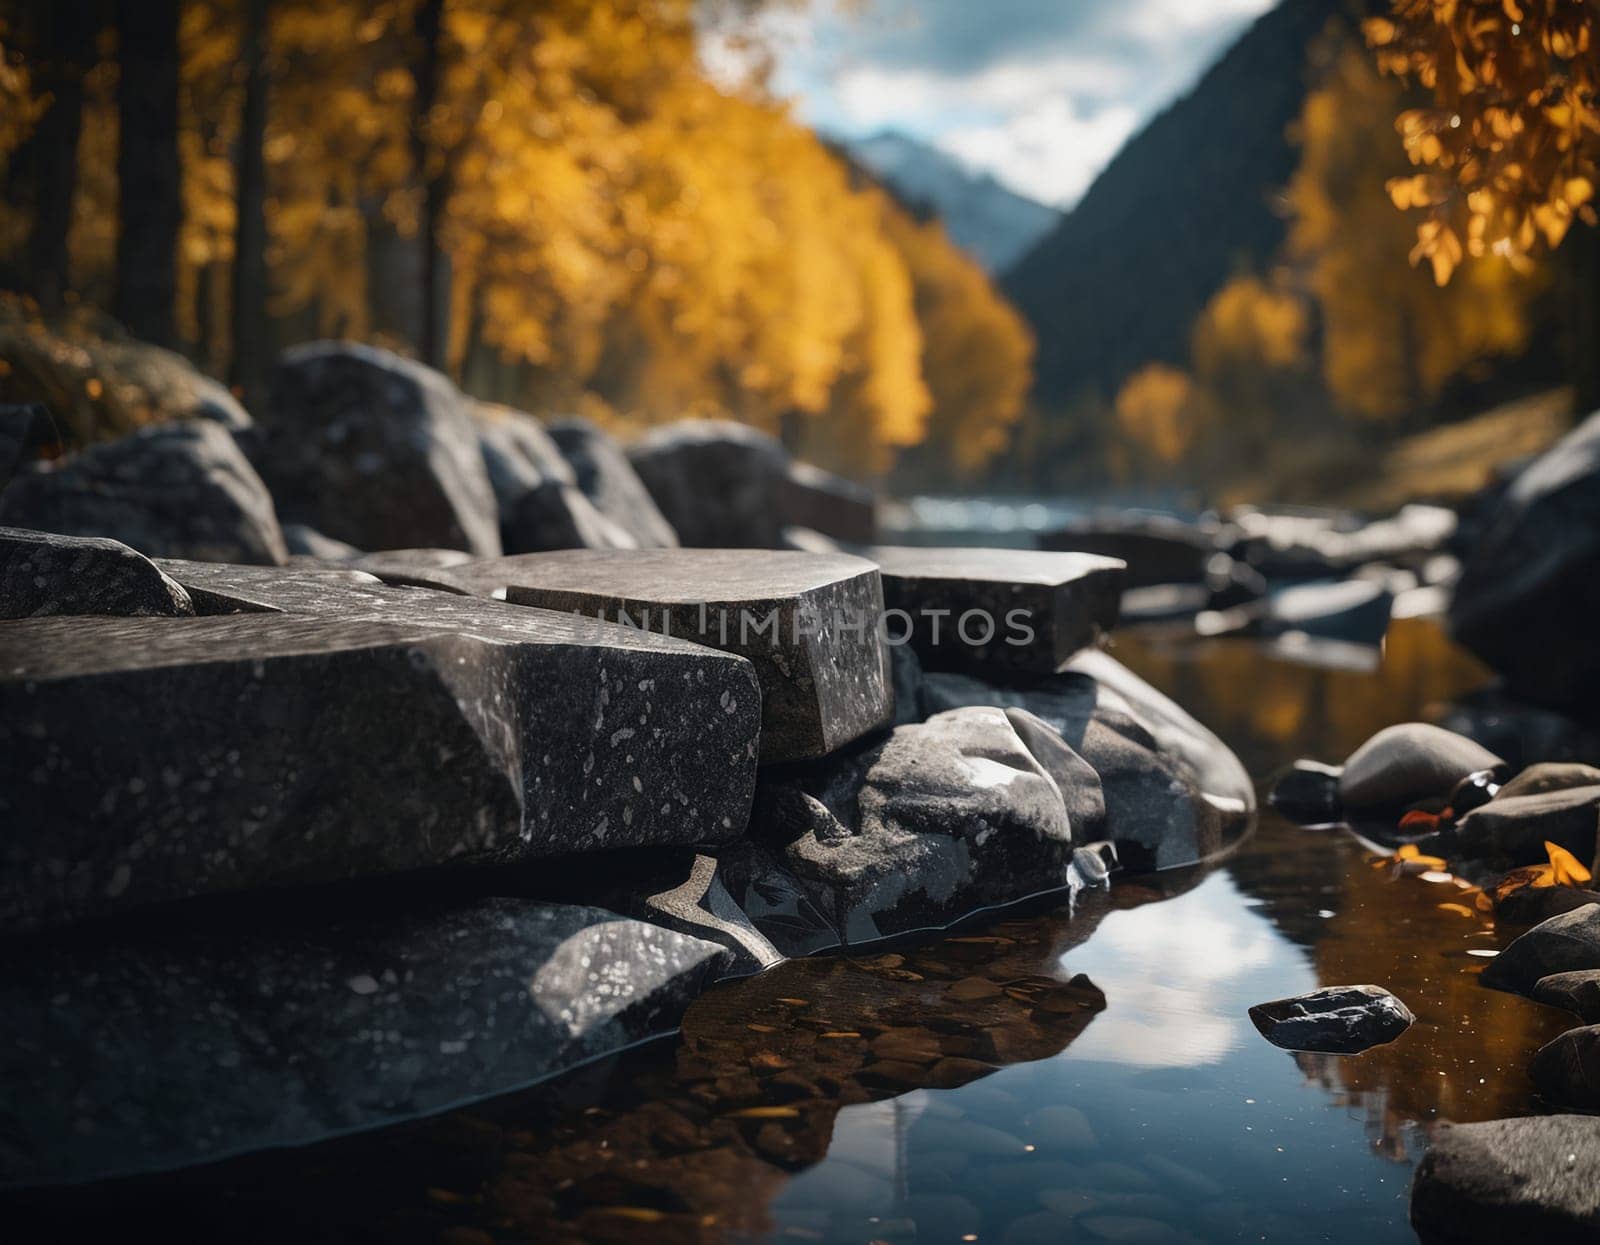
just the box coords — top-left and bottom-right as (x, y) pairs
(1447, 769), (1501, 816)
(1, 527), (194, 619)
(1269, 759), (1344, 824)
(499, 548), (891, 762)
(1454, 786), (1600, 869)
(711, 839), (842, 959)
(1003, 707), (1107, 833)
(869, 545), (1124, 675)
(1037, 514), (1215, 588)
(1497, 762), (1600, 801)
(1259, 579), (1393, 645)
(1410, 1115), (1600, 1243)
(1495, 885), (1600, 927)
(627, 419), (790, 548)
(0, 402), (50, 491)
(1530, 1025), (1600, 1109)
(754, 706), (1089, 943)
(0, 589), (762, 931)
(1339, 722), (1505, 811)
(1450, 409), (1600, 709)
(248, 341), (501, 556)
(1248, 984), (1414, 1053)
(1481, 905), (1600, 995)
(281, 522), (361, 560)
(1531, 971), (1600, 1023)
(922, 654), (1252, 871)
(781, 461), (877, 546)
(0, 420), (288, 565)
(0, 898), (730, 1187)
(547, 418), (679, 548)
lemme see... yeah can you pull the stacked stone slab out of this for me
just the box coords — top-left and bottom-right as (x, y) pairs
(346, 547), (896, 763)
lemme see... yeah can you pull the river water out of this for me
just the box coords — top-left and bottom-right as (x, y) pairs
(11, 619), (1575, 1243)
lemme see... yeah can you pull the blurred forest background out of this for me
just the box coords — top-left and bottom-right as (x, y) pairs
(0, 0), (1595, 503)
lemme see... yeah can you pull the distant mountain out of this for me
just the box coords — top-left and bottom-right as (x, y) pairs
(846, 132), (1062, 275)
(1003, 0), (1362, 407)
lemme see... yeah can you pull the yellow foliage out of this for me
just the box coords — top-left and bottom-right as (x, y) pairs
(1367, 0), (1600, 277)
(1287, 34), (1535, 419)
(1115, 363), (1205, 464)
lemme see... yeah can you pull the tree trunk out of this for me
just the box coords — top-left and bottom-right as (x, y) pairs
(1570, 223), (1600, 418)
(24, 0), (95, 314)
(230, 0), (270, 414)
(114, 0), (182, 347)
(410, 0), (448, 371)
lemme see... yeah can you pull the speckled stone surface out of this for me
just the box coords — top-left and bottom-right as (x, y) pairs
(0, 584), (761, 931)
(246, 341), (501, 557)
(1, 527), (194, 619)
(454, 548), (894, 762)
(0, 898), (730, 1187)
(869, 545), (1124, 675)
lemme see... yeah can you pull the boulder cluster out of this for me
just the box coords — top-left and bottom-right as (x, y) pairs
(0, 341), (1254, 1187)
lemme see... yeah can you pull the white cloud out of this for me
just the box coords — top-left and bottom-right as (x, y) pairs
(938, 98), (1141, 208)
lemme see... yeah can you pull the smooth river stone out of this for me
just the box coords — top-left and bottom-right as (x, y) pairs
(868, 545), (1124, 675)
(1481, 904), (1600, 995)
(491, 548), (892, 762)
(1, 527), (194, 619)
(0, 898), (730, 1187)
(1338, 722), (1505, 810)
(0, 593), (761, 931)
(1454, 785), (1600, 869)
(1248, 984), (1414, 1053)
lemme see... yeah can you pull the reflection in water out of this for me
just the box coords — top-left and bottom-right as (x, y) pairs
(6, 619), (1573, 1243)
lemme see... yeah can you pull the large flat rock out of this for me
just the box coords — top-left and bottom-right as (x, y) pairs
(503, 550), (891, 761)
(870, 545), (1124, 675)
(0, 898), (729, 1187)
(1, 527), (194, 619)
(0, 582), (761, 930)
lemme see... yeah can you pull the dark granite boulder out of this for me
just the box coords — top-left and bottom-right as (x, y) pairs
(0, 585), (762, 931)
(0, 898), (730, 1187)
(0, 527), (194, 619)
(781, 460), (877, 545)
(0, 420), (288, 565)
(869, 545), (1124, 675)
(1037, 514), (1215, 588)
(754, 706), (1091, 943)
(1495, 884), (1600, 927)
(1338, 722), (1505, 811)
(1481, 904), (1600, 995)
(1530, 1024), (1600, 1109)
(1248, 984), (1414, 1053)
(0, 402), (51, 491)
(494, 548), (892, 762)
(627, 419), (789, 548)
(547, 417), (678, 548)
(1532, 970), (1600, 1023)
(1454, 786), (1600, 869)
(1411, 1115), (1600, 1243)
(470, 401), (634, 553)
(1450, 409), (1600, 708)
(1269, 759), (1344, 824)
(249, 341), (501, 556)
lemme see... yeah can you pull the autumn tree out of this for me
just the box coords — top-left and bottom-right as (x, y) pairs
(1114, 363), (1208, 468)
(1367, 0), (1598, 405)
(1288, 33), (1535, 421)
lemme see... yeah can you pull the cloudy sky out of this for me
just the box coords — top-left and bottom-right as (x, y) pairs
(725, 0), (1279, 208)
